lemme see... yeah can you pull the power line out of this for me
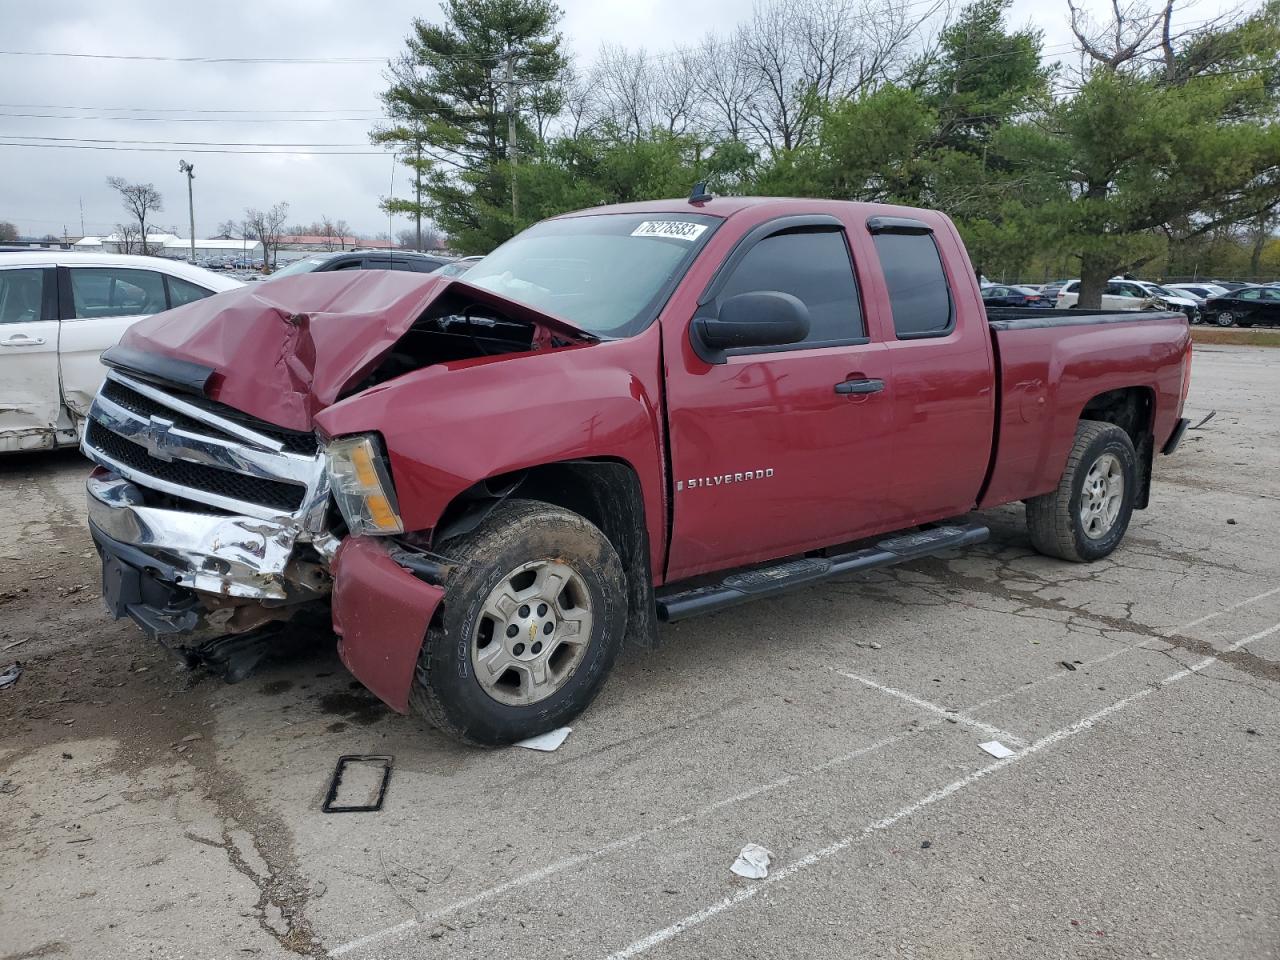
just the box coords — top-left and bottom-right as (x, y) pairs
(0, 112), (386, 122)
(0, 102), (382, 113)
(0, 142), (387, 155)
(0, 134), (382, 147)
(0, 50), (385, 64)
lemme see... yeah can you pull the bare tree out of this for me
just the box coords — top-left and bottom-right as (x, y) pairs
(0, 220), (17, 242)
(106, 177), (163, 255)
(331, 218), (351, 250)
(652, 46), (703, 135)
(695, 32), (761, 141)
(594, 44), (654, 138)
(244, 202), (290, 270)
(113, 222), (141, 255)
(1067, 0), (1237, 78)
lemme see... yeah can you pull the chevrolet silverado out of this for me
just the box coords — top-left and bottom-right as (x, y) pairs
(80, 196), (1192, 745)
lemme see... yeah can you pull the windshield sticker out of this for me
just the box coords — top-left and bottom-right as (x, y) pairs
(630, 220), (708, 242)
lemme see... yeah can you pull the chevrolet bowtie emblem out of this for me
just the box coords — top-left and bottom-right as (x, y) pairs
(528, 623), (538, 643)
(138, 416), (178, 462)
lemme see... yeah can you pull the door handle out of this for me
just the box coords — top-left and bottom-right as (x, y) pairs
(835, 378), (884, 395)
(0, 335), (47, 347)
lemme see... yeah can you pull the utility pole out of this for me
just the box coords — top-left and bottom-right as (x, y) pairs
(414, 136), (423, 251)
(505, 49), (519, 222)
(178, 159), (196, 261)
(78, 197), (85, 238)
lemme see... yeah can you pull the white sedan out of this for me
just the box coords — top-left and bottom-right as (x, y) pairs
(0, 252), (241, 453)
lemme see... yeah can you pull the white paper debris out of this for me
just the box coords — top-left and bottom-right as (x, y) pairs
(730, 843), (773, 879)
(514, 727), (572, 752)
(978, 740), (1016, 759)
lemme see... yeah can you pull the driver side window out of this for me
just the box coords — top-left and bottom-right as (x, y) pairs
(69, 268), (168, 320)
(717, 228), (865, 346)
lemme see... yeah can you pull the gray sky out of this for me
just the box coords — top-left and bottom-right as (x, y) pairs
(0, 0), (1244, 240)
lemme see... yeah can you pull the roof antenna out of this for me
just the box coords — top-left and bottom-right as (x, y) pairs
(688, 180), (713, 205)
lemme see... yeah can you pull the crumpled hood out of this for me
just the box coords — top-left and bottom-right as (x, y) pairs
(116, 269), (592, 431)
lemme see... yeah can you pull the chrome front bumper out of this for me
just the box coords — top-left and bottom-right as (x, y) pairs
(87, 470), (332, 602)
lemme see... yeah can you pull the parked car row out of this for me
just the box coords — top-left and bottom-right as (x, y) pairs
(984, 276), (1280, 327)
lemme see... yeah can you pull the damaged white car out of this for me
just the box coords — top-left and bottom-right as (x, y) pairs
(0, 252), (241, 453)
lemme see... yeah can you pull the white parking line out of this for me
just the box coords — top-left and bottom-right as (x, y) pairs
(329, 583), (1280, 957)
(602, 618), (1280, 960)
(838, 671), (1028, 746)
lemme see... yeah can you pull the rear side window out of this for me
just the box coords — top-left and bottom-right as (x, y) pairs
(872, 232), (953, 337)
(718, 229), (864, 344)
(69, 268), (167, 319)
(166, 275), (213, 307)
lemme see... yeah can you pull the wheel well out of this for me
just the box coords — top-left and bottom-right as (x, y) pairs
(1079, 387), (1155, 509)
(434, 459), (659, 649)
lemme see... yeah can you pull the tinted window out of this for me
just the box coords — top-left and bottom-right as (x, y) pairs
(390, 257), (445, 273)
(332, 260), (365, 271)
(69, 268), (167, 319)
(166, 275), (213, 307)
(0, 268), (46, 324)
(717, 229), (863, 344)
(1237, 289), (1261, 300)
(1261, 289), (1280, 302)
(873, 232), (952, 337)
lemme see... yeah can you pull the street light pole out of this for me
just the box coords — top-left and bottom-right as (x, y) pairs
(178, 160), (195, 261)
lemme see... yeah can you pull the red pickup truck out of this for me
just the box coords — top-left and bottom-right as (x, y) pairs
(81, 196), (1192, 745)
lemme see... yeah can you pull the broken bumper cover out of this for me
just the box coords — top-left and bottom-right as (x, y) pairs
(331, 536), (444, 714)
(87, 468), (320, 601)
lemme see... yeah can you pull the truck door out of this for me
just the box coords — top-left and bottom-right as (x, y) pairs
(0, 264), (61, 452)
(868, 219), (995, 527)
(662, 218), (894, 580)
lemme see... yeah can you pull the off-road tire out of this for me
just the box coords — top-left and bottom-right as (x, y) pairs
(1026, 420), (1137, 563)
(410, 499), (627, 746)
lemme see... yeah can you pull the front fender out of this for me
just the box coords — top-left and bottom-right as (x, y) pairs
(314, 324), (668, 575)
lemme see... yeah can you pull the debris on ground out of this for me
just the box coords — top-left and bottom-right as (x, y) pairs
(979, 741), (1016, 759)
(322, 755), (393, 813)
(1227, 518), (1237, 525)
(1060, 661), (1077, 671)
(731, 843), (773, 879)
(514, 727), (572, 752)
(1189, 410), (1217, 430)
(0, 662), (22, 690)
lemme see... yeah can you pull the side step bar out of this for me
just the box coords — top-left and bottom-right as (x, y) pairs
(655, 524), (989, 623)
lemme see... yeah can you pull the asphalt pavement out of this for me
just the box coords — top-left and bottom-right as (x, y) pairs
(1, 343), (1277, 960)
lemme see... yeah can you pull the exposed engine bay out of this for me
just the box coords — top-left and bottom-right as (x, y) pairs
(350, 287), (588, 394)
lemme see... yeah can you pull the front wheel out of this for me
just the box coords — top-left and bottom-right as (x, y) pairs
(1026, 420), (1137, 562)
(411, 499), (628, 746)
(1216, 311), (1235, 327)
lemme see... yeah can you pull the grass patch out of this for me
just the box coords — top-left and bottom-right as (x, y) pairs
(1191, 326), (1280, 347)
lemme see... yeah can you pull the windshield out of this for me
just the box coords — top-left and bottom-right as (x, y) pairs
(464, 212), (719, 338)
(267, 256), (328, 280)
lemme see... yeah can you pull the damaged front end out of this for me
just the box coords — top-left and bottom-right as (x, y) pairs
(80, 270), (596, 692)
(82, 368), (336, 674)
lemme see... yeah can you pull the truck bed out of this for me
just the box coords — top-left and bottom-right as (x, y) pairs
(985, 306), (1185, 329)
(979, 307), (1190, 510)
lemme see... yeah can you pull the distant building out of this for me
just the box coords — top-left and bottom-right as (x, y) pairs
(74, 232), (264, 259)
(278, 234), (397, 251)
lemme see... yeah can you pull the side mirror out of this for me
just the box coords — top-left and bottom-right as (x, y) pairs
(692, 291), (811, 363)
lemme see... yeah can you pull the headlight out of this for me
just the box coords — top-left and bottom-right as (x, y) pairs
(324, 434), (404, 536)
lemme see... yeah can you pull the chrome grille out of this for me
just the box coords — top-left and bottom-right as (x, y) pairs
(82, 370), (326, 522)
(85, 420), (305, 512)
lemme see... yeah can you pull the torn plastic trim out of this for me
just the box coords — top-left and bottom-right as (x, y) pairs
(387, 544), (454, 585)
(87, 469), (330, 602)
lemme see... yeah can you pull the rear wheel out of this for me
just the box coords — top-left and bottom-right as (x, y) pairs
(1026, 420), (1137, 563)
(410, 499), (627, 746)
